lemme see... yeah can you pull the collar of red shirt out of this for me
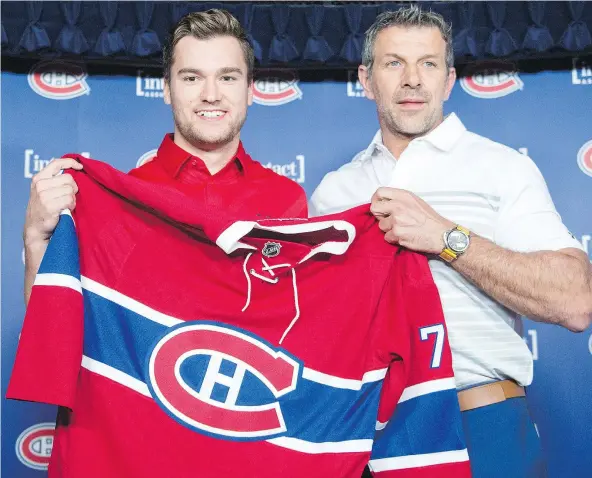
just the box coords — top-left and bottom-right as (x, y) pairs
(153, 133), (249, 180)
(128, 134), (250, 188)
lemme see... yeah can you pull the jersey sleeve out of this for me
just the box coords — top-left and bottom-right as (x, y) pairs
(368, 250), (471, 477)
(494, 153), (583, 253)
(6, 210), (83, 409)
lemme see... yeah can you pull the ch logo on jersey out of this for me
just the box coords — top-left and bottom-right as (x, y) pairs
(15, 423), (55, 470)
(577, 140), (592, 177)
(28, 60), (90, 100)
(136, 149), (158, 168)
(147, 322), (300, 440)
(253, 70), (302, 106)
(460, 62), (523, 98)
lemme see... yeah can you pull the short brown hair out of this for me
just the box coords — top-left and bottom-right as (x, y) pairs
(163, 9), (254, 83)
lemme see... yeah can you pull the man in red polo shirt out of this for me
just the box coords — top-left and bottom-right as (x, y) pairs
(22, 9), (307, 304)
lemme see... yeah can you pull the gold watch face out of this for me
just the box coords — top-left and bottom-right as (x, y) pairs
(447, 230), (469, 253)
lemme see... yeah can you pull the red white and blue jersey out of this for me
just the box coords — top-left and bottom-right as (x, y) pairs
(8, 158), (471, 477)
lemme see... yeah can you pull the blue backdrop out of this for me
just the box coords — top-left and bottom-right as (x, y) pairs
(2, 59), (591, 477)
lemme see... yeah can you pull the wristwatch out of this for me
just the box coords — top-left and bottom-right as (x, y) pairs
(439, 225), (471, 263)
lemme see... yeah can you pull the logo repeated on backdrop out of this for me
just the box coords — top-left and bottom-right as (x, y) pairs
(253, 70), (302, 106)
(15, 423), (55, 470)
(136, 149), (158, 167)
(136, 70), (165, 98)
(28, 60), (90, 100)
(577, 140), (592, 177)
(262, 155), (305, 183)
(346, 70), (366, 98)
(147, 322), (300, 440)
(460, 62), (524, 99)
(572, 57), (592, 85)
(24, 149), (90, 179)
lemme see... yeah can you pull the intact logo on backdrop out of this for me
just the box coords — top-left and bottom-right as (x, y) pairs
(263, 155), (305, 183)
(28, 60), (90, 100)
(136, 149), (158, 167)
(253, 70), (302, 106)
(15, 423), (55, 470)
(136, 70), (164, 98)
(147, 322), (300, 439)
(572, 57), (592, 85)
(347, 71), (365, 97)
(460, 62), (523, 98)
(24, 149), (90, 178)
(577, 140), (592, 177)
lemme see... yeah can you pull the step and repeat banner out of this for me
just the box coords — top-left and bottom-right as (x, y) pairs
(2, 58), (591, 477)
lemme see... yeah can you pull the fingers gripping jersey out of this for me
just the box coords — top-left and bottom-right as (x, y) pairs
(8, 158), (470, 478)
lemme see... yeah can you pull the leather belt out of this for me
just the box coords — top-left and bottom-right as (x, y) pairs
(458, 379), (525, 412)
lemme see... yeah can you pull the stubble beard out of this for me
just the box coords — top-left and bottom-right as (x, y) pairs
(379, 99), (442, 140)
(174, 108), (247, 150)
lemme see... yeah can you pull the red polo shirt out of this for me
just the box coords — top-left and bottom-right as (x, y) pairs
(128, 134), (308, 219)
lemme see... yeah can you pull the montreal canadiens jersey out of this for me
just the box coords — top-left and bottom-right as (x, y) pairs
(8, 157), (471, 478)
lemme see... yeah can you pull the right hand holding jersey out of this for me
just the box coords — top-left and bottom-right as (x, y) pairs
(24, 158), (82, 246)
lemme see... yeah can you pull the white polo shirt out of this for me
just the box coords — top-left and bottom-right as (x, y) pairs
(310, 113), (583, 389)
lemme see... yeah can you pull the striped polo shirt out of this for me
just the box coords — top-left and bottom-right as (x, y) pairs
(310, 113), (583, 389)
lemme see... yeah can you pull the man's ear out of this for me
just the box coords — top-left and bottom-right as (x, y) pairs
(358, 65), (375, 101)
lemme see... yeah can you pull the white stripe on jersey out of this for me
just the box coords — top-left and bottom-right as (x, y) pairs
(34, 273), (82, 293)
(369, 448), (470, 472)
(267, 436), (373, 454)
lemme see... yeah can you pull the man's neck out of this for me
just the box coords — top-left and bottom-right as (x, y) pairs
(380, 116), (444, 160)
(174, 133), (240, 175)
(381, 132), (413, 160)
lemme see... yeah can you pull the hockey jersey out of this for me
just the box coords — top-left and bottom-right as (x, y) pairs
(8, 156), (471, 478)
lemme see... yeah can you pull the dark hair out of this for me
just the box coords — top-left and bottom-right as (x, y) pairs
(163, 9), (254, 83)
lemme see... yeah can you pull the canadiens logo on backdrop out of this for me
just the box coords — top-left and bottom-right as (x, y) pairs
(24, 149), (90, 179)
(136, 149), (158, 167)
(460, 62), (524, 99)
(263, 155), (305, 183)
(577, 140), (592, 177)
(347, 70), (365, 98)
(15, 423), (55, 470)
(147, 322), (300, 440)
(572, 57), (592, 85)
(253, 70), (302, 106)
(28, 60), (90, 100)
(136, 70), (164, 98)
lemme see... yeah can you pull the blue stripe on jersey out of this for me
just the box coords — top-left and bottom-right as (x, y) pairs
(37, 213), (80, 278)
(82, 289), (382, 443)
(371, 389), (466, 459)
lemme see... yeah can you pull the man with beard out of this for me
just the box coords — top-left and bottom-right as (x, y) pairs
(311, 5), (592, 478)
(23, 9), (307, 304)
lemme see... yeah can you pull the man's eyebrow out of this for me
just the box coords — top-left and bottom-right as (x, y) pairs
(176, 67), (244, 76)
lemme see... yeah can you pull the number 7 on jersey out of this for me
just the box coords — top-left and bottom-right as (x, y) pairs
(419, 324), (445, 368)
